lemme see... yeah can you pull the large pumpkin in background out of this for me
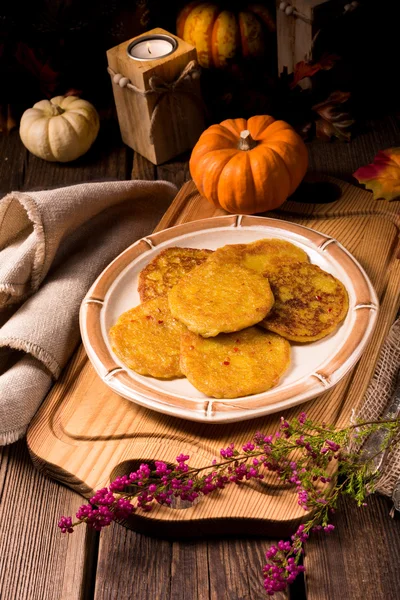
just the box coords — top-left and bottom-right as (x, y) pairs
(189, 115), (308, 214)
(176, 2), (275, 68)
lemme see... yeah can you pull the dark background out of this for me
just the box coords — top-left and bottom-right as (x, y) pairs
(0, 0), (399, 127)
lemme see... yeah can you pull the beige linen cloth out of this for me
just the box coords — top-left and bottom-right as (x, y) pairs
(0, 179), (177, 445)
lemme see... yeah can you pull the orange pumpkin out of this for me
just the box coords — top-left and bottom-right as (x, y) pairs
(176, 2), (275, 68)
(189, 116), (308, 214)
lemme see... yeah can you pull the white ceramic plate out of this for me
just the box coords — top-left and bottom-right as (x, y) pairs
(80, 215), (379, 423)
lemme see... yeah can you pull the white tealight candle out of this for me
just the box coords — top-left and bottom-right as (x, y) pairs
(127, 35), (177, 61)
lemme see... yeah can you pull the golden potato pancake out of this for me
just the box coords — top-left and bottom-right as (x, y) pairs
(261, 262), (349, 342)
(180, 327), (291, 399)
(109, 297), (185, 378)
(168, 261), (274, 337)
(138, 247), (213, 302)
(211, 238), (309, 275)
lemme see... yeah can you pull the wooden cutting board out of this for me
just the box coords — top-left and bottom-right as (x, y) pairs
(27, 177), (400, 537)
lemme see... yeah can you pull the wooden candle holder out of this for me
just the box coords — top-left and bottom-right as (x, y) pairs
(107, 28), (206, 165)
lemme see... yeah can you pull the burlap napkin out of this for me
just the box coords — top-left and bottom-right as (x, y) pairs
(353, 317), (400, 500)
(0, 180), (177, 445)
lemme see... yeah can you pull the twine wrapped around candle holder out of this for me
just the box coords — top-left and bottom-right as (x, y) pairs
(107, 60), (205, 145)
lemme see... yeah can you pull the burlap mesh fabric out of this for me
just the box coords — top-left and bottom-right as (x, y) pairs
(352, 317), (400, 497)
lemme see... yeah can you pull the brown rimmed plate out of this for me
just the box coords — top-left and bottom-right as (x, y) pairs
(79, 215), (378, 423)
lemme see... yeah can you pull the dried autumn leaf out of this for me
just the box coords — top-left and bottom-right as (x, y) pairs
(353, 148), (400, 201)
(315, 118), (351, 142)
(290, 54), (340, 89)
(313, 91), (354, 142)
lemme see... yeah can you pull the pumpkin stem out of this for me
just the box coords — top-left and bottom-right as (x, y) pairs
(49, 102), (65, 116)
(238, 130), (258, 151)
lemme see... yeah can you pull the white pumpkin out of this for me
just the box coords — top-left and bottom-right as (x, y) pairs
(19, 96), (100, 162)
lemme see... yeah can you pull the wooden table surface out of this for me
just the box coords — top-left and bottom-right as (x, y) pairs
(1, 114), (400, 600)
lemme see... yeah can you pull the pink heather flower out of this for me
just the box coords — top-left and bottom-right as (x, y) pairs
(114, 498), (134, 520)
(109, 476), (129, 492)
(137, 492), (154, 511)
(90, 488), (115, 507)
(278, 540), (291, 552)
(298, 412), (307, 424)
(298, 489), (309, 510)
(58, 516), (73, 534)
(220, 443), (235, 458)
(155, 461), (170, 475)
(176, 453), (190, 463)
(242, 442), (255, 452)
(87, 506), (114, 531)
(263, 536), (306, 595)
(176, 462), (189, 473)
(326, 440), (341, 452)
(76, 504), (93, 520)
(292, 525), (309, 543)
(265, 545), (278, 559)
(139, 463), (151, 478)
(254, 433), (274, 446)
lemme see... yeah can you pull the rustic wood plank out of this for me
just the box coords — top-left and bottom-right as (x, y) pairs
(207, 538), (288, 600)
(0, 441), (98, 600)
(305, 494), (400, 600)
(156, 152), (191, 188)
(132, 152), (157, 181)
(0, 130), (28, 195)
(0, 117), (132, 600)
(169, 540), (209, 600)
(94, 524), (172, 600)
(94, 526), (290, 600)
(22, 117), (129, 189)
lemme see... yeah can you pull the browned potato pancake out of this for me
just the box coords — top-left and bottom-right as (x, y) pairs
(180, 327), (291, 399)
(109, 297), (185, 378)
(261, 262), (349, 342)
(168, 261), (274, 337)
(210, 238), (309, 275)
(138, 247), (213, 302)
